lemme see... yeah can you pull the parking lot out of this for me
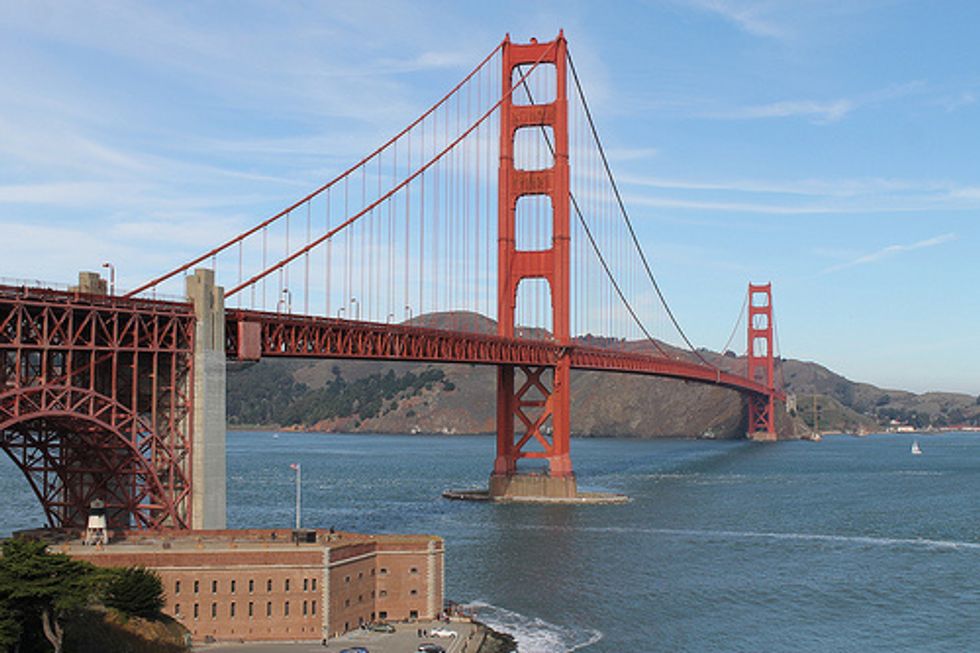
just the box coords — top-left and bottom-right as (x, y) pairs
(195, 620), (479, 653)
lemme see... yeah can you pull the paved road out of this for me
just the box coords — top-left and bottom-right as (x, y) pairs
(194, 621), (478, 653)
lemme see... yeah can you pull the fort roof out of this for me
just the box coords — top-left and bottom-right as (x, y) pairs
(51, 528), (441, 556)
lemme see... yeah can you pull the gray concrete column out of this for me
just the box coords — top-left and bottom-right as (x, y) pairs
(321, 546), (331, 638)
(426, 539), (438, 619)
(186, 269), (227, 530)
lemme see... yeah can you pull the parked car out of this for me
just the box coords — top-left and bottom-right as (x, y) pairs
(368, 622), (396, 633)
(430, 628), (457, 638)
(339, 648), (369, 653)
(417, 644), (446, 653)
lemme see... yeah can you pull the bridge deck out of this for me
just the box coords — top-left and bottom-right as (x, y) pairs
(226, 308), (777, 398)
(0, 285), (776, 400)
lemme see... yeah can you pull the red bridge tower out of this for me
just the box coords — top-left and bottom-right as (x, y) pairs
(491, 33), (577, 498)
(747, 282), (777, 440)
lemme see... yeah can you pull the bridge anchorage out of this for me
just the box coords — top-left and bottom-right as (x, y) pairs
(1, 31), (784, 528)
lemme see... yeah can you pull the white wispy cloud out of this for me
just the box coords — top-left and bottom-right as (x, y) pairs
(722, 98), (855, 122)
(674, 0), (889, 44)
(679, 0), (788, 39)
(703, 82), (925, 124)
(822, 233), (957, 273)
(618, 174), (947, 197)
(0, 181), (146, 206)
(617, 174), (980, 215)
(935, 91), (977, 112)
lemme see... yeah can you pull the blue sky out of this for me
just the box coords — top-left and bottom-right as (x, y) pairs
(1, 1), (978, 395)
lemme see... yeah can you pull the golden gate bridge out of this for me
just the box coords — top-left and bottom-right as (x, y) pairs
(0, 32), (783, 531)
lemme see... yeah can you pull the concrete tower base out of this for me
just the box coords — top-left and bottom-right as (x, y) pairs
(488, 473), (578, 499)
(443, 473), (628, 505)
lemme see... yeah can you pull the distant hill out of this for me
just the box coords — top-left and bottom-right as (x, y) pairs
(226, 313), (980, 439)
(778, 357), (980, 431)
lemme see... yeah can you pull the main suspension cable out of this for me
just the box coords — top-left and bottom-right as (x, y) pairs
(513, 65), (672, 358)
(720, 287), (749, 356)
(772, 301), (785, 391)
(225, 43), (558, 298)
(127, 40), (505, 298)
(566, 52), (714, 369)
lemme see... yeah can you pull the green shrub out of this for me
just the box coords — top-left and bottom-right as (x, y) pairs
(103, 567), (164, 618)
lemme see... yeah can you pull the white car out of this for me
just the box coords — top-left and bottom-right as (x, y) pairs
(430, 628), (457, 638)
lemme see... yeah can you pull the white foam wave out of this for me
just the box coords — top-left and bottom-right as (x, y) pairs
(633, 472), (759, 486)
(463, 600), (603, 653)
(511, 524), (980, 551)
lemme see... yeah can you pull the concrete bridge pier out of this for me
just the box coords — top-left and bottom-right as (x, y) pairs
(187, 269), (227, 530)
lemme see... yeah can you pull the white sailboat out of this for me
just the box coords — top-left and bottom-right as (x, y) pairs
(911, 440), (922, 455)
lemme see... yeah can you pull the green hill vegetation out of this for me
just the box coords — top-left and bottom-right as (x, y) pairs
(228, 363), (452, 428)
(225, 313), (980, 438)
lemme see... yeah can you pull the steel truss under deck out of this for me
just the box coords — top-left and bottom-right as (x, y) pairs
(0, 285), (194, 529)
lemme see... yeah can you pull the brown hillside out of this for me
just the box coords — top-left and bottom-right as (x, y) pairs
(227, 313), (979, 438)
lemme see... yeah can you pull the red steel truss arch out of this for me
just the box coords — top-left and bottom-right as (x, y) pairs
(0, 385), (190, 529)
(0, 285), (194, 531)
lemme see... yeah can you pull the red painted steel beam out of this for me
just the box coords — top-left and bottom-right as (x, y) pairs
(2, 286), (779, 400)
(0, 284), (194, 530)
(225, 309), (781, 400)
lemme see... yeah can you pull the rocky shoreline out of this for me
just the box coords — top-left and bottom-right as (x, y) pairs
(474, 620), (518, 653)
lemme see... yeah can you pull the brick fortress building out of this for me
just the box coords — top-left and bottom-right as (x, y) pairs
(64, 528), (444, 642)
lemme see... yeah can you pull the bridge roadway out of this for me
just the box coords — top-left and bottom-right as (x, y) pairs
(226, 308), (777, 398)
(0, 283), (775, 400)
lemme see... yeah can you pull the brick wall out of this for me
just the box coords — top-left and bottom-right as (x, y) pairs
(67, 530), (443, 643)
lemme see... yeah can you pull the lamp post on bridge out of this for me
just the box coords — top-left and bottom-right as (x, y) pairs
(277, 288), (292, 314)
(101, 262), (115, 296)
(350, 297), (359, 320)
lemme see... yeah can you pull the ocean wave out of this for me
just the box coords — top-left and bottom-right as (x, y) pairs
(463, 600), (603, 653)
(511, 524), (980, 551)
(633, 472), (779, 486)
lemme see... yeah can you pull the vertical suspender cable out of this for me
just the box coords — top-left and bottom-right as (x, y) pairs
(405, 124), (411, 320)
(419, 120), (425, 317)
(284, 212), (290, 301)
(326, 187), (331, 317)
(305, 202), (310, 315)
(344, 177), (350, 315)
(261, 227), (267, 310)
(475, 67), (481, 324)
(237, 240), (243, 309)
(567, 52), (712, 367)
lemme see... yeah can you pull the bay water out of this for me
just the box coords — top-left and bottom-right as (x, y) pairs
(1, 432), (977, 651)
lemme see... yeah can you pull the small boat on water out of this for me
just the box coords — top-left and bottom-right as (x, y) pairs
(911, 440), (922, 455)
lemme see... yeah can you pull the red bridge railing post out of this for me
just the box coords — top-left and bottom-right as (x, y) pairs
(491, 32), (576, 498)
(747, 282), (777, 440)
